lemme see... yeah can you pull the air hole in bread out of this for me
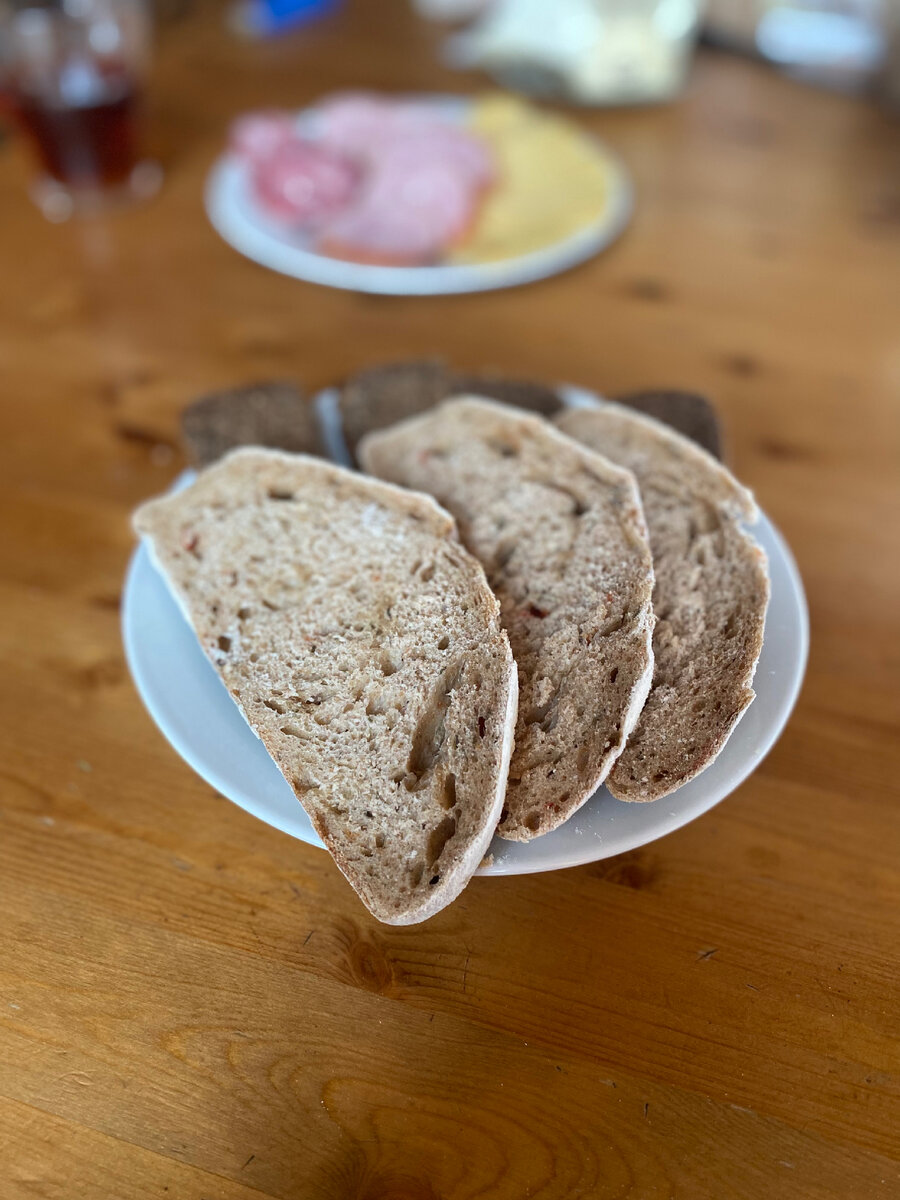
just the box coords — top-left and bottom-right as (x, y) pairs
(609, 667), (619, 684)
(494, 539), (516, 570)
(437, 635), (450, 650)
(262, 598), (280, 611)
(249, 652), (260, 663)
(217, 635), (231, 652)
(293, 771), (320, 794)
(598, 613), (626, 637)
(526, 697), (558, 733)
(406, 662), (461, 784)
(280, 723), (305, 738)
(440, 772), (457, 810)
(264, 698), (286, 714)
(420, 562), (436, 583)
(366, 694), (386, 716)
(238, 607), (252, 621)
(723, 614), (738, 638)
(410, 559), (422, 575)
(375, 833), (385, 849)
(427, 815), (456, 866)
(267, 488), (294, 501)
(524, 811), (541, 833)
(409, 861), (424, 887)
(211, 603), (219, 617)
(429, 874), (440, 885)
(381, 650), (400, 677)
(576, 746), (590, 773)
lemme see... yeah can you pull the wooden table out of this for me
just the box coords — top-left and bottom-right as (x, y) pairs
(1, 3), (898, 1196)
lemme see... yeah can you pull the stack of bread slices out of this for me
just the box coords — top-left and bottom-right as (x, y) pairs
(134, 372), (768, 924)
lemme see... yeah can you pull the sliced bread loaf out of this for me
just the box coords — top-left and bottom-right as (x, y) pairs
(181, 381), (326, 467)
(359, 398), (655, 841)
(133, 448), (517, 924)
(556, 403), (769, 802)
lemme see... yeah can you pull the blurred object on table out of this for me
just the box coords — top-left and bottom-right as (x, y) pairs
(0, 0), (161, 221)
(705, 0), (888, 92)
(228, 0), (341, 39)
(411, 0), (493, 21)
(882, 0), (900, 105)
(443, 0), (705, 105)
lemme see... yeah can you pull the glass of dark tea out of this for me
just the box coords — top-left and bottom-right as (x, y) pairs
(0, 0), (161, 220)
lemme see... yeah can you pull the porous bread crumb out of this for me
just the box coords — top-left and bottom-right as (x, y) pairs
(134, 448), (517, 923)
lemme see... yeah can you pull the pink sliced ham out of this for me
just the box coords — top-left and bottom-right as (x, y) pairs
(228, 95), (495, 261)
(318, 133), (491, 262)
(250, 138), (360, 226)
(229, 111), (297, 166)
(313, 95), (495, 263)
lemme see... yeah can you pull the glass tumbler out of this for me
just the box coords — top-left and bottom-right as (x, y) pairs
(0, 0), (161, 220)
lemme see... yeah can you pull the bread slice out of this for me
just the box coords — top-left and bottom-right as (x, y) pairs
(181, 381), (326, 467)
(556, 402), (769, 802)
(339, 360), (561, 458)
(133, 448), (517, 924)
(359, 398), (655, 841)
(617, 389), (722, 460)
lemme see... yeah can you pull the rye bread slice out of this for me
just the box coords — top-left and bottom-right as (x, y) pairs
(181, 381), (326, 467)
(133, 448), (517, 924)
(616, 389), (723, 460)
(340, 361), (455, 459)
(359, 398), (655, 841)
(556, 402), (769, 801)
(453, 372), (561, 419)
(339, 360), (561, 458)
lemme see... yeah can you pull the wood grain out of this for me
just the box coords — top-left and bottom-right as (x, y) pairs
(1, 1), (899, 1196)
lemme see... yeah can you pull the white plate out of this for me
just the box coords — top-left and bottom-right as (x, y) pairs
(203, 101), (633, 296)
(122, 394), (808, 876)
